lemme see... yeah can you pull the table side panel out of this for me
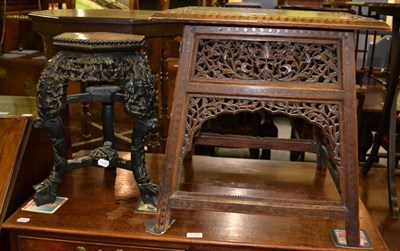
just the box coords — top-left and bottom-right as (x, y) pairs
(177, 25), (357, 172)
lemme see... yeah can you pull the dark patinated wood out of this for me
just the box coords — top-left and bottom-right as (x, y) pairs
(33, 32), (159, 210)
(147, 6), (390, 247)
(1, 153), (390, 251)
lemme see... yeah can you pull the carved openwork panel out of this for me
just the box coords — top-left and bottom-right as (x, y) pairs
(195, 39), (338, 83)
(183, 97), (341, 166)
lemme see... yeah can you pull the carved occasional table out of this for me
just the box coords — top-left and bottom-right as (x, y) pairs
(146, 7), (388, 247)
(33, 32), (159, 208)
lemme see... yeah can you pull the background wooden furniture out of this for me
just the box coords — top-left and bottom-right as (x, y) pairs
(360, 2), (400, 219)
(277, 0), (324, 8)
(0, 0), (75, 53)
(132, 0), (205, 10)
(147, 6), (389, 246)
(0, 52), (46, 96)
(0, 96), (53, 250)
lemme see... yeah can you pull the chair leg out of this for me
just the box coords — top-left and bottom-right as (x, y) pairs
(102, 101), (115, 146)
(289, 118), (306, 161)
(362, 15), (400, 175)
(387, 89), (399, 218)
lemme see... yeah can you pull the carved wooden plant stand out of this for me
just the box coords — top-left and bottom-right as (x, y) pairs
(146, 7), (389, 247)
(34, 32), (159, 208)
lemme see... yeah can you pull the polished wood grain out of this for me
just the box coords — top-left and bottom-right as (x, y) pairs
(0, 116), (53, 250)
(2, 154), (391, 251)
(0, 119), (30, 251)
(0, 118), (29, 227)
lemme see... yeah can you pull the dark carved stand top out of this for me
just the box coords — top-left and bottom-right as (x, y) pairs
(52, 32), (145, 51)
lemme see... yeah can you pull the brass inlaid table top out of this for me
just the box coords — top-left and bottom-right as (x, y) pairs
(150, 6), (389, 31)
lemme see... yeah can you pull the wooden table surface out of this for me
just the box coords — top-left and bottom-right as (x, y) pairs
(2, 153), (389, 250)
(0, 116), (54, 250)
(0, 118), (31, 229)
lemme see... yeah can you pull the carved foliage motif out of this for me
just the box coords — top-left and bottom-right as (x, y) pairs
(195, 39), (338, 83)
(183, 97), (341, 166)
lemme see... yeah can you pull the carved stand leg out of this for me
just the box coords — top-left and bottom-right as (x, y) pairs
(130, 118), (159, 205)
(34, 56), (69, 206)
(122, 51), (160, 205)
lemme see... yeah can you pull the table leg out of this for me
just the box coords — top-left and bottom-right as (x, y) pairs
(387, 88), (399, 218)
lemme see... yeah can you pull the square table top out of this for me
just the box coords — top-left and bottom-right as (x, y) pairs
(150, 6), (389, 31)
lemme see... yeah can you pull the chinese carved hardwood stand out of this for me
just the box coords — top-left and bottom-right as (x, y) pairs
(146, 7), (389, 247)
(33, 32), (159, 208)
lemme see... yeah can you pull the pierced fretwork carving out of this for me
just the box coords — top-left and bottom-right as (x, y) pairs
(195, 39), (338, 83)
(183, 97), (341, 167)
